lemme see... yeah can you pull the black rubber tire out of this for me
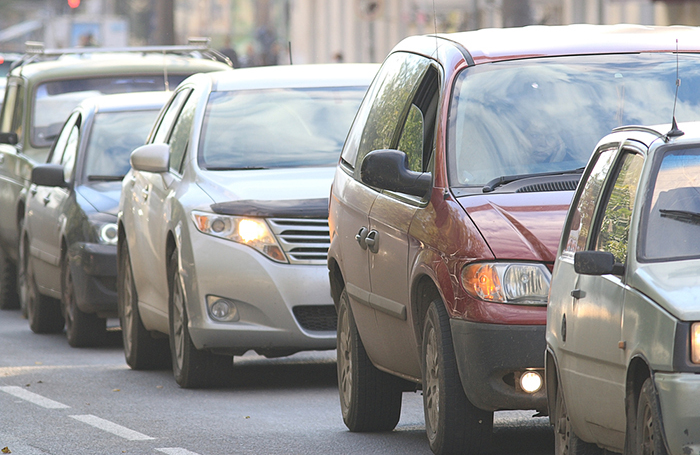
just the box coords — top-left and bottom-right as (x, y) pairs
(168, 249), (233, 388)
(18, 231), (29, 318)
(24, 247), (64, 334)
(422, 299), (493, 455)
(0, 246), (18, 310)
(117, 239), (170, 370)
(62, 258), (106, 347)
(634, 378), (668, 455)
(553, 377), (602, 455)
(337, 288), (403, 432)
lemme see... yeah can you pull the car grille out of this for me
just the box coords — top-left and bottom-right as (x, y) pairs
(267, 217), (330, 265)
(293, 305), (337, 332)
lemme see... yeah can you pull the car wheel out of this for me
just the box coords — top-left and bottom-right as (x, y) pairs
(168, 249), (233, 388)
(634, 378), (668, 455)
(62, 258), (106, 347)
(18, 231), (29, 318)
(0, 246), (18, 310)
(422, 299), (493, 455)
(118, 239), (170, 370)
(553, 377), (602, 455)
(337, 287), (403, 432)
(24, 243), (64, 334)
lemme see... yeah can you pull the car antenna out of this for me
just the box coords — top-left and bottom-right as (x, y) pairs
(667, 39), (684, 139)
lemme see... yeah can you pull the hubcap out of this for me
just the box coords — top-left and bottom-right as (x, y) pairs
(424, 323), (440, 440)
(554, 390), (571, 454)
(337, 303), (352, 413)
(172, 273), (186, 371)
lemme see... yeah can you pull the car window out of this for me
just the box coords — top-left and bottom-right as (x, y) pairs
(0, 82), (23, 142)
(642, 146), (700, 260)
(83, 109), (161, 180)
(593, 151), (644, 263)
(168, 93), (198, 174)
(61, 122), (81, 183)
(562, 147), (617, 256)
(198, 86), (366, 170)
(48, 111), (81, 165)
(152, 89), (192, 145)
(448, 53), (700, 187)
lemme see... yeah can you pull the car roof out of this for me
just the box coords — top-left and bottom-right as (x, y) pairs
(395, 24), (700, 65)
(77, 91), (172, 114)
(12, 53), (230, 82)
(204, 63), (379, 91)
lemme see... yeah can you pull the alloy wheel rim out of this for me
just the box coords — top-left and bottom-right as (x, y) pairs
(641, 401), (654, 455)
(554, 390), (570, 454)
(338, 304), (352, 411)
(424, 324), (440, 439)
(122, 263), (134, 354)
(64, 271), (75, 332)
(172, 274), (186, 370)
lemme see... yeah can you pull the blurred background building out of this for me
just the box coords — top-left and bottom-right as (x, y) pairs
(0, 0), (699, 64)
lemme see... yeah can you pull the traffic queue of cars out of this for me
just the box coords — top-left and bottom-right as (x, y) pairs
(3, 23), (700, 455)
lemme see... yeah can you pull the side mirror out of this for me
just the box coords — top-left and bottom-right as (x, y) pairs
(360, 149), (432, 198)
(574, 251), (625, 276)
(31, 164), (68, 188)
(0, 132), (18, 146)
(130, 143), (169, 173)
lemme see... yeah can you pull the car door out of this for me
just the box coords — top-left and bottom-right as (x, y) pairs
(561, 147), (645, 448)
(367, 63), (440, 378)
(27, 112), (80, 293)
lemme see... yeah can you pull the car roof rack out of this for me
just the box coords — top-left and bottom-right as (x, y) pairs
(10, 37), (232, 71)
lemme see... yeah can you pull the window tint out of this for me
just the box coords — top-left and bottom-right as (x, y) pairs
(594, 152), (644, 263)
(169, 93), (198, 173)
(152, 89), (191, 145)
(563, 148), (617, 255)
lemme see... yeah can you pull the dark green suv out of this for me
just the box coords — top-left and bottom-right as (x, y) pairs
(0, 42), (231, 310)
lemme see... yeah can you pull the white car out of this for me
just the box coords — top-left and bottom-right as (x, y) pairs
(117, 64), (377, 387)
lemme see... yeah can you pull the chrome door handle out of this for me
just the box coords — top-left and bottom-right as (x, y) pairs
(570, 289), (585, 299)
(30, 188), (37, 196)
(141, 188), (149, 201)
(365, 230), (379, 253)
(355, 227), (368, 250)
(43, 196), (50, 205)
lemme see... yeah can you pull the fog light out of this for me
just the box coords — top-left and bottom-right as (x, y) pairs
(519, 371), (543, 393)
(206, 295), (239, 322)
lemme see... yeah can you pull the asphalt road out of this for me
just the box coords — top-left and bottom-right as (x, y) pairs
(0, 309), (554, 454)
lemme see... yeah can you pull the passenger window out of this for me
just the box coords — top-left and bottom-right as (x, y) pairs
(563, 148), (617, 255)
(168, 92), (198, 174)
(397, 66), (439, 173)
(594, 152), (644, 263)
(398, 105), (424, 172)
(61, 123), (81, 183)
(48, 112), (80, 165)
(152, 89), (192, 145)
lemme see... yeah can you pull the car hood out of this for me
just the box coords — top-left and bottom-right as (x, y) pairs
(630, 260), (700, 321)
(456, 191), (573, 263)
(195, 167), (336, 206)
(76, 181), (122, 215)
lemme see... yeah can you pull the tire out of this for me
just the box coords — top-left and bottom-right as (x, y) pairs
(0, 246), (18, 310)
(117, 239), (170, 370)
(24, 244), (64, 334)
(422, 299), (493, 455)
(168, 249), (233, 388)
(634, 378), (668, 455)
(62, 258), (106, 347)
(553, 378), (602, 455)
(18, 232), (29, 318)
(337, 287), (403, 432)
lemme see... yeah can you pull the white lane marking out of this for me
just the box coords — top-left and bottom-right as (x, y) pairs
(69, 414), (155, 441)
(0, 386), (70, 409)
(156, 449), (202, 455)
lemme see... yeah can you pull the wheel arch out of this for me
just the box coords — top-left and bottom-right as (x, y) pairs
(411, 273), (442, 347)
(545, 346), (559, 427)
(624, 354), (653, 450)
(328, 257), (344, 308)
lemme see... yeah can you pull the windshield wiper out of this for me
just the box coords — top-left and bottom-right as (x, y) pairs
(482, 167), (585, 193)
(87, 175), (126, 181)
(206, 166), (268, 171)
(659, 209), (700, 225)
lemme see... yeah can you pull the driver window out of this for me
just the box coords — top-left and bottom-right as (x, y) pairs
(49, 112), (80, 165)
(61, 124), (80, 183)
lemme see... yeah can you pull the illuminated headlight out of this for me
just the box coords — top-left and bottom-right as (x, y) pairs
(519, 370), (543, 393)
(191, 211), (287, 263)
(206, 295), (239, 322)
(692, 323), (700, 364)
(461, 262), (550, 305)
(88, 214), (118, 245)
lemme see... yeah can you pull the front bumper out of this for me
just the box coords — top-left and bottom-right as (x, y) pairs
(67, 242), (117, 317)
(655, 372), (700, 455)
(183, 235), (336, 356)
(450, 318), (547, 412)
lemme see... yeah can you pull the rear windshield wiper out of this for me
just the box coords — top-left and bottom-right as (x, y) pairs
(87, 175), (126, 181)
(659, 209), (700, 225)
(205, 166), (268, 171)
(482, 167), (584, 193)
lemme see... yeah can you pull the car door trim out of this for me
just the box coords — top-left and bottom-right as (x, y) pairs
(346, 282), (407, 321)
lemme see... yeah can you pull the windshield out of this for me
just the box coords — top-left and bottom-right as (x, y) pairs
(83, 109), (161, 180)
(642, 146), (700, 261)
(198, 87), (366, 170)
(32, 75), (187, 148)
(448, 53), (700, 187)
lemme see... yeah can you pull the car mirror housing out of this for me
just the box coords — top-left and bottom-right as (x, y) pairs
(130, 143), (170, 173)
(574, 251), (625, 276)
(360, 149), (432, 198)
(0, 132), (18, 146)
(31, 164), (67, 188)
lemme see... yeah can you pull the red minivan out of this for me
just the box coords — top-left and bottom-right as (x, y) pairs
(327, 24), (700, 455)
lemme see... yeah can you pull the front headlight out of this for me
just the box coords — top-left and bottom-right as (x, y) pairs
(691, 323), (700, 364)
(191, 211), (287, 263)
(88, 213), (118, 246)
(461, 262), (550, 305)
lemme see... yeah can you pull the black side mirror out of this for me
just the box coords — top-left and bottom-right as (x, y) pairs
(360, 149), (432, 198)
(0, 132), (18, 146)
(574, 251), (625, 276)
(31, 164), (68, 188)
